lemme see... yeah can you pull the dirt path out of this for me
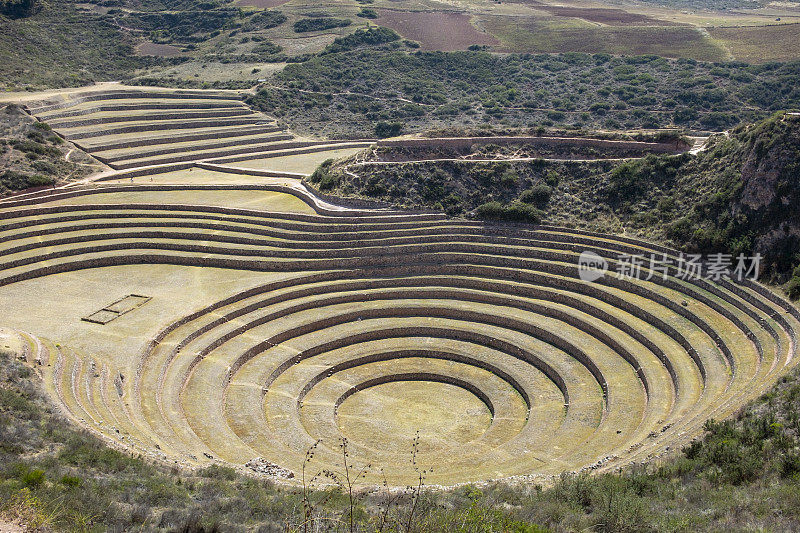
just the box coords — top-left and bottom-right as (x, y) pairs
(0, 520), (25, 533)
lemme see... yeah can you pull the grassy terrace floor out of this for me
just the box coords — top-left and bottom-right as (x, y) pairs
(19, 87), (377, 179)
(0, 174), (797, 488)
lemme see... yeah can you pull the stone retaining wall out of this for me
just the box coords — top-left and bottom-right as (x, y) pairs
(40, 101), (248, 121)
(26, 90), (242, 115)
(49, 108), (254, 129)
(86, 125), (282, 152)
(65, 117), (267, 140)
(378, 136), (686, 155)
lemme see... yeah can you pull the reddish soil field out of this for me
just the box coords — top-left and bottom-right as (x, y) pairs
(543, 7), (681, 25)
(136, 42), (183, 57)
(512, 1), (680, 26)
(375, 11), (499, 51)
(234, 0), (291, 7)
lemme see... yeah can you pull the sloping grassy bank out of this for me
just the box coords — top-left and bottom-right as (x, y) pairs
(2, 341), (800, 531)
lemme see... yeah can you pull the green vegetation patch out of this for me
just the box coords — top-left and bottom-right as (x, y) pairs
(122, 9), (242, 44)
(293, 17), (351, 33)
(4, 335), (800, 530)
(250, 49), (800, 138)
(323, 26), (400, 54)
(242, 9), (287, 31)
(0, 0), (37, 18)
(315, 113), (800, 284)
(0, 105), (92, 195)
(0, 0), (150, 90)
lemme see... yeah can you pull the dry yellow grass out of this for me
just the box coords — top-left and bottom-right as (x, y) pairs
(1, 176), (797, 485)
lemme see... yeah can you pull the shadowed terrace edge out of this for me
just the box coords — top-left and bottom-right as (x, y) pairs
(2, 181), (798, 486)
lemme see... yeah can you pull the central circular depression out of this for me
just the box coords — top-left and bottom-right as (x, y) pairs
(335, 380), (493, 453)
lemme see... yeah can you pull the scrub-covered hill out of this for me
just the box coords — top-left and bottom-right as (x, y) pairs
(664, 112), (800, 285)
(314, 112), (800, 292)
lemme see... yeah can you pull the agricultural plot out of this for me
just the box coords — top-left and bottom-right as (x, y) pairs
(1, 178), (798, 486)
(23, 87), (374, 175)
(353, 0), (800, 61)
(373, 10), (499, 51)
(229, 147), (371, 174)
(481, 16), (729, 60)
(708, 23), (800, 62)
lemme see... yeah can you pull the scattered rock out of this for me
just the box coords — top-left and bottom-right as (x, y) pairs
(246, 457), (295, 479)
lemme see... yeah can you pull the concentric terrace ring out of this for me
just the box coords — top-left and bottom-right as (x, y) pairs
(2, 184), (798, 485)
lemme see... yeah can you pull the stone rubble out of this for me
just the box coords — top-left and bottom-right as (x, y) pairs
(246, 457), (295, 479)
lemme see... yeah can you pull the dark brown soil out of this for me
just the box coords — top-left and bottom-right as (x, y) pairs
(375, 10), (499, 51)
(512, 1), (682, 26)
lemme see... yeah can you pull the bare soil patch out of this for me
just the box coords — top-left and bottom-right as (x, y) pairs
(375, 10), (499, 51)
(235, 0), (291, 7)
(136, 42), (184, 57)
(535, 5), (682, 26)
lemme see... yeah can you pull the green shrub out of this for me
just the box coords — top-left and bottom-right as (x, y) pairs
(324, 26), (400, 53)
(605, 154), (684, 204)
(199, 464), (237, 481)
(476, 201), (543, 223)
(310, 160), (340, 191)
(244, 10), (286, 30)
(0, 0), (37, 18)
(252, 41), (283, 56)
(357, 8), (377, 18)
(293, 17), (351, 33)
(27, 174), (56, 187)
(11, 139), (60, 157)
(519, 183), (553, 206)
(499, 169), (519, 187)
(375, 121), (403, 138)
(781, 452), (800, 479)
(0, 170), (55, 191)
(21, 468), (46, 488)
(787, 264), (800, 300)
(57, 434), (142, 473)
(60, 475), (83, 487)
(544, 170), (560, 187)
(123, 9), (240, 43)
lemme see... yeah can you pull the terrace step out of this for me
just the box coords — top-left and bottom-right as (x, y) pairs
(26, 90), (243, 114)
(61, 116), (274, 141)
(39, 101), (254, 121)
(203, 142), (374, 166)
(48, 108), (255, 129)
(79, 124), (284, 152)
(109, 140), (369, 170)
(3, 182), (798, 482)
(95, 132), (295, 163)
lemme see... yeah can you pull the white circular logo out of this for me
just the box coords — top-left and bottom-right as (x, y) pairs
(578, 251), (608, 282)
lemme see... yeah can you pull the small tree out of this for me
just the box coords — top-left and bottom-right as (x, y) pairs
(375, 121), (403, 138)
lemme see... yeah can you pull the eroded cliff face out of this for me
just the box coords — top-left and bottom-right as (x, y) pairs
(733, 113), (800, 276)
(738, 114), (800, 210)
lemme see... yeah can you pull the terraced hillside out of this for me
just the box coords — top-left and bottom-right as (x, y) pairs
(23, 87), (372, 175)
(1, 177), (798, 486)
